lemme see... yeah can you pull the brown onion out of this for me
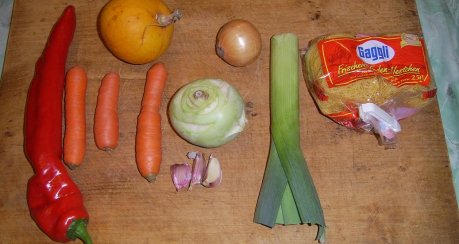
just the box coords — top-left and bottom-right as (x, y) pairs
(215, 19), (262, 67)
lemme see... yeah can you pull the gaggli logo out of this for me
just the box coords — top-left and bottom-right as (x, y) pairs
(356, 40), (395, 65)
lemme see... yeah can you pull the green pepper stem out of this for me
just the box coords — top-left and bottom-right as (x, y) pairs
(67, 219), (93, 244)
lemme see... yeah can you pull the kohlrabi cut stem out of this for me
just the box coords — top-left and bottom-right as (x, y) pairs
(193, 90), (209, 100)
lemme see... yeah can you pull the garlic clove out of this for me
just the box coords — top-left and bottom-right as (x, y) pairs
(170, 163), (192, 191)
(187, 151), (206, 189)
(202, 154), (222, 188)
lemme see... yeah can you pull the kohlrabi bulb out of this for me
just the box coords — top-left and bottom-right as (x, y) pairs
(168, 78), (247, 148)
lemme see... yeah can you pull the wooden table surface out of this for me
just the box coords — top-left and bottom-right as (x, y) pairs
(1, 0), (458, 243)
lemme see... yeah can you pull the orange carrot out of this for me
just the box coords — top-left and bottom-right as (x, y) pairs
(94, 72), (120, 151)
(64, 66), (88, 169)
(136, 62), (167, 182)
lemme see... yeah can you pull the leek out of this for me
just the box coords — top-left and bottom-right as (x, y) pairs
(254, 33), (326, 242)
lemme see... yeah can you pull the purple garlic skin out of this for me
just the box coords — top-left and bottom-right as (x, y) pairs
(171, 152), (222, 191)
(170, 163), (192, 191)
(187, 151), (206, 189)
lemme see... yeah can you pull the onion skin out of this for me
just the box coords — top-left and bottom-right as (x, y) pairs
(168, 79), (247, 148)
(216, 19), (262, 67)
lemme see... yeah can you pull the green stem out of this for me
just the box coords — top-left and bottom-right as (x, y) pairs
(254, 140), (288, 227)
(279, 184), (301, 225)
(275, 202), (284, 224)
(67, 219), (93, 244)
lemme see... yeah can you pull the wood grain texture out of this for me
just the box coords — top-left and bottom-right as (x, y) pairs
(0, 0), (457, 243)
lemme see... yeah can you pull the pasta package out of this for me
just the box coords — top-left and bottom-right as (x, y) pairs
(303, 33), (436, 147)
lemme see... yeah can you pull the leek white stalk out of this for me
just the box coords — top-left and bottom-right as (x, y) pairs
(254, 33), (326, 242)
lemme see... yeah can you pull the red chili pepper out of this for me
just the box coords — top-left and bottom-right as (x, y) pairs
(24, 6), (92, 243)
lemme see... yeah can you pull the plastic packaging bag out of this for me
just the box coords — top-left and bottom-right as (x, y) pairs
(303, 33), (437, 148)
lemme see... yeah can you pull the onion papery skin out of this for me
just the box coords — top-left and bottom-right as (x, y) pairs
(168, 79), (247, 148)
(215, 19), (262, 67)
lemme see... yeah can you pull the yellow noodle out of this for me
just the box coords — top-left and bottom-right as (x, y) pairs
(303, 33), (436, 117)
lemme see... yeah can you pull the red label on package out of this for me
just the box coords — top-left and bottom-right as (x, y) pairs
(318, 34), (431, 88)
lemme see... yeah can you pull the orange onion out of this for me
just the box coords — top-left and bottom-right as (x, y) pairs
(215, 19), (262, 67)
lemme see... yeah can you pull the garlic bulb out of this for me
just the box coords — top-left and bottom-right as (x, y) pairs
(171, 152), (222, 191)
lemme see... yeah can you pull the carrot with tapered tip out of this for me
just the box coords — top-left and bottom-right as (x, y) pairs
(136, 62), (167, 182)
